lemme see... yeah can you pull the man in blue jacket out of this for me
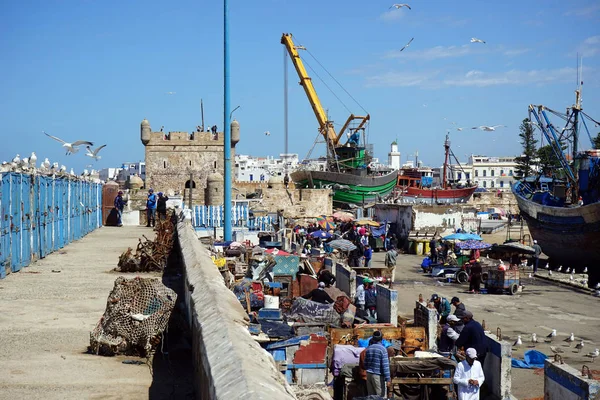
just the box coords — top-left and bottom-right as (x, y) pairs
(146, 188), (157, 227)
(456, 310), (488, 366)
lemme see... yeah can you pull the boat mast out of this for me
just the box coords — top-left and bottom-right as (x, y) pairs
(571, 58), (583, 201)
(442, 133), (450, 189)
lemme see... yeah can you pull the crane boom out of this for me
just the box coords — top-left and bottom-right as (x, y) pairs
(281, 33), (337, 144)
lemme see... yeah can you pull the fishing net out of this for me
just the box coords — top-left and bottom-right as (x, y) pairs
(89, 276), (177, 356)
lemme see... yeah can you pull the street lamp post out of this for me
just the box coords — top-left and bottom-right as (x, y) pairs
(223, 0), (232, 241)
(230, 105), (240, 122)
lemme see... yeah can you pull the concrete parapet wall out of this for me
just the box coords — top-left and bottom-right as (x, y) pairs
(544, 359), (600, 400)
(484, 333), (513, 400)
(177, 220), (296, 400)
(376, 284), (398, 326)
(335, 262), (356, 299)
(413, 302), (438, 350)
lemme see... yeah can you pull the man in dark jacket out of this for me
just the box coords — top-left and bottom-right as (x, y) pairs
(157, 192), (169, 220)
(303, 282), (334, 304)
(451, 296), (467, 319)
(455, 310), (488, 365)
(114, 191), (126, 227)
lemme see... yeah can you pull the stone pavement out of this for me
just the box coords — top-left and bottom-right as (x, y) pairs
(0, 226), (157, 400)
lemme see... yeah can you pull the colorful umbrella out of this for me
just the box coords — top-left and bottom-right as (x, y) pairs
(355, 219), (380, 227)
(328, 239), (357, 252)
(333, 211), (355, 222)
(443, 233), (483, 241)
(316, 214), (336, 230)
(455, 240), (492, 250)
(310, 230), (332, 239)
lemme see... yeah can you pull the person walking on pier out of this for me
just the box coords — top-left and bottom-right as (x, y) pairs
(146, 188), (157, 227)
(157, 192), (169, 220)
(114, 191), (126, 227)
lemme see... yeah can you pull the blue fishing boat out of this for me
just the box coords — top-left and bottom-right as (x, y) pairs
(512, 83), (600, 287)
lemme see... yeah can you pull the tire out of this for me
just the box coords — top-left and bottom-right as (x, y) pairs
(510, 283), (518, 295)
(456, 271), (469, 284)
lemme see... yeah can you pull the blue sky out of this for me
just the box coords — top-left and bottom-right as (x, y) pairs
(1, 0), (599, 172)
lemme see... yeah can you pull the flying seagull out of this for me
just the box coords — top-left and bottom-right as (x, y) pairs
(43, 131), (93, 155)
(390, 3), (411, 10)
(471, 37), (486, 44)
(166, 91), (176, 95)
(399, 37), (414, 52)
(264, 131), (271, 136)
(472, 125), (506, 132)
(85, 145), (107, 161)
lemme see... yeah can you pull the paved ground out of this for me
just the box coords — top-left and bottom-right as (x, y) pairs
(371, 232), (600, 400)
(0, 226), (160, 400)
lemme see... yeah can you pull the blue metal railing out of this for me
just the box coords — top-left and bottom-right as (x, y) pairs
(192, 204), (274, 231)
(0, 172), (102, 278)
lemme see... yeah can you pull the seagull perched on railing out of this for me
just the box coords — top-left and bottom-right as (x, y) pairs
(390, 3), (411, 9)
(43, 131), (94, 155)
(471, 37), (486, 44)
(85, 145), (107, 161)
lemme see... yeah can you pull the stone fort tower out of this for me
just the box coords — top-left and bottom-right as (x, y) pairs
(141, 119), (240, 205)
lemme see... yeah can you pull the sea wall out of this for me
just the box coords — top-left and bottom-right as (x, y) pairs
(177, 219), (296, 399)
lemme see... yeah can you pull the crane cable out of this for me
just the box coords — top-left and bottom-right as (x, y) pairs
(301, 56), (353, 115)
(304, 48), (369, 115)
(293, 34), (369, 115)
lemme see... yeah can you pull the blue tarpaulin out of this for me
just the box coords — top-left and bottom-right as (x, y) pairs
(511, 350), (547, 369)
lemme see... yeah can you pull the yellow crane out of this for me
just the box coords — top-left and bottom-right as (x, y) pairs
(281, 33), (370, 149)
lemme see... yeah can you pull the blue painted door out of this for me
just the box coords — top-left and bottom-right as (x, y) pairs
(31, 176), (40, 260)
(21, 175), (32, 267)
(10, 174), (22, 272)
(45, 177), (53, 255)
(0, 174), (11, 277)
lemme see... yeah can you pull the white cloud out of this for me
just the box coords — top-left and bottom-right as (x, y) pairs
(385, 44), (481, 61)
(575, 35), (600, 57)
(365, 71), (441, 88)
(503, 48), (531, 57)
(384, 44), (530, 61)
(365, 67), (590, 89)
(379, 8), (406, 22)
(564, 4), (600, 16)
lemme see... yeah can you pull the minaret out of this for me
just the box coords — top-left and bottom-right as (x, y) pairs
(388, 141), (401, 170)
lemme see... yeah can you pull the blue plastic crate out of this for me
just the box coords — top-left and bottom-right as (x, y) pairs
(258, 308), (283, 320)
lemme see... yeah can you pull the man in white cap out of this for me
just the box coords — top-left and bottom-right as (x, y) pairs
(454, 347), (485, 400)
(532, 240), (542, 274)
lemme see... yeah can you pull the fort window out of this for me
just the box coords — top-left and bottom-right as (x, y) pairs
(185, 180), (196, 189)
(163, 161), (166, 169)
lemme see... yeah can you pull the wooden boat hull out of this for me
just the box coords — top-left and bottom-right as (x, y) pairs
(396, 186), (477, 205)
(512, 182), (600, 282)
(290, 170), (398, 204)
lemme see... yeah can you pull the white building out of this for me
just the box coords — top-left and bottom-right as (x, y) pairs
(388, 141), (401, 170)
(99, 161), (146, 183)
(448, 155), (518, 191)
(235, 154), (299, 182)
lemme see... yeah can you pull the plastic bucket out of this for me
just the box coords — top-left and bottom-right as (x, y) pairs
(416, 241), (424, 256)
(264, 295), (280, 309)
